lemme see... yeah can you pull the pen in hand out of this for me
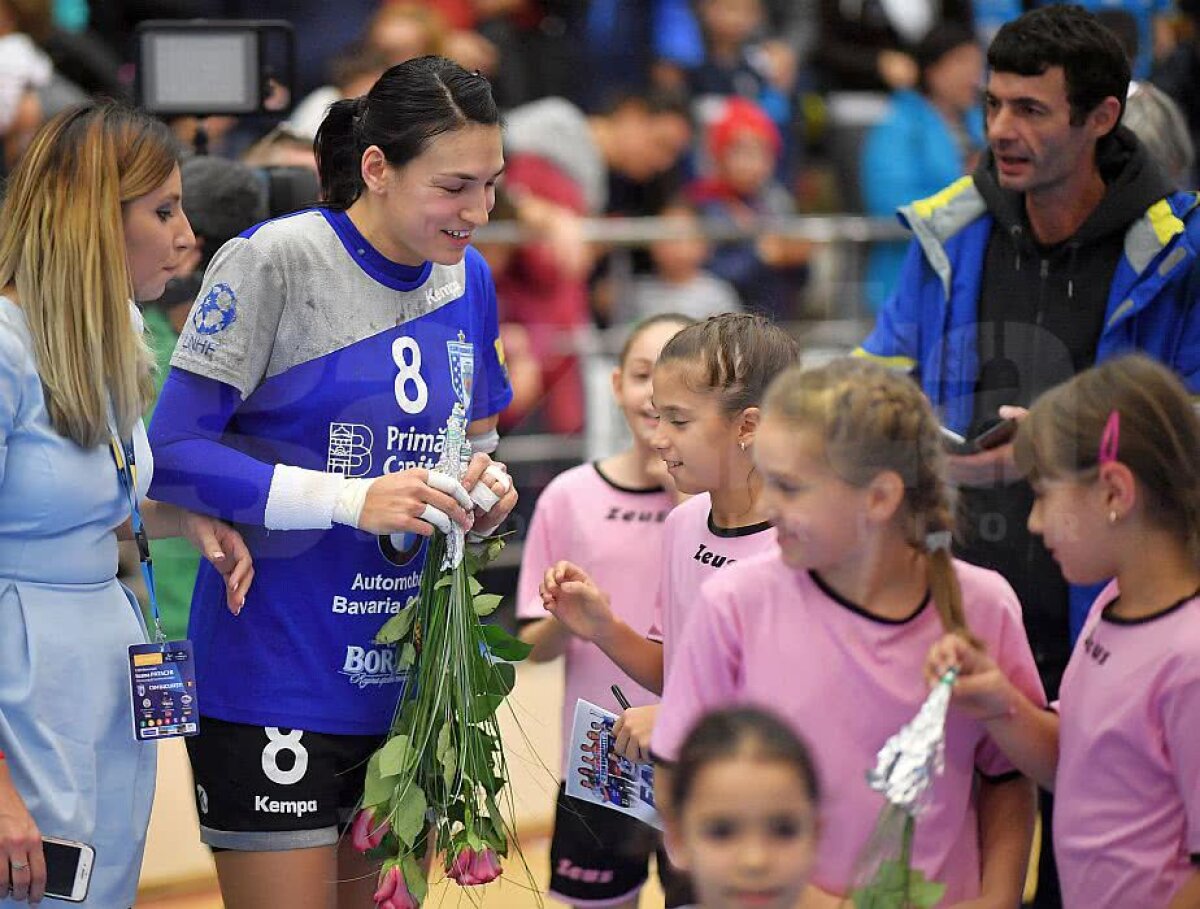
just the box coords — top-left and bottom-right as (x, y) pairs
(611, 684), (631, 711)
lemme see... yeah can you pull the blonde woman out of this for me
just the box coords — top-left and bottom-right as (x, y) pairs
(0, 103), (254, 907)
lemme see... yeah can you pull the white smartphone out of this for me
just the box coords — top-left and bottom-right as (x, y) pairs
(42, 836), (94, 903)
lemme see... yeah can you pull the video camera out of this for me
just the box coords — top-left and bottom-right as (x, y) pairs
(134, 20), (318, 219)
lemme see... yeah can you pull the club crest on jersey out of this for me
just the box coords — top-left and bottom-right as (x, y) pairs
(328, 423), (373, 477)
(193, 282), (238, 335)
(447, 332), (475, 410)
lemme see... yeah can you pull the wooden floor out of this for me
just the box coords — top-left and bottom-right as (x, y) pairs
(137, 837), (666, 908)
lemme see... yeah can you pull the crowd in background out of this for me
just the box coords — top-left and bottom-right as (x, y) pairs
(3, 0), (1198, 438)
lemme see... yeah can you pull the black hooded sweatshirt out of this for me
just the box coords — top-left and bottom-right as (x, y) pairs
(956, 127), (1171, 697)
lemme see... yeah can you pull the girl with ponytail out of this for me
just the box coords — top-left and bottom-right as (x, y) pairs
(928, 354), (1200, 909)
(651, 357), (1044, 906)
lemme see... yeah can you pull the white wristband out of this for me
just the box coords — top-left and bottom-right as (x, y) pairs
(263, 465), (373, 531)
(333, 477), (376, 528)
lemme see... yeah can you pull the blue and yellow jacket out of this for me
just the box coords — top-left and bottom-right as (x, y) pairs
(857, 175), (1200, 435)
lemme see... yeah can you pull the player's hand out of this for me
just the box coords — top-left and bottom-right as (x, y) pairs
(358, 469), (473, 537)
(181, 512), (255, 615)
(612, 705), (658, 764)
(0, 767), (45, 904)
(926, 633), (1014, 721)
(539, 562), (615, 643)
(461, 453), (518, 536)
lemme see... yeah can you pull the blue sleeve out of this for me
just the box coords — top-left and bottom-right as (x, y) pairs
(862, 112), (921, 217)
(147, 368), (276, 525)
(466, 249), (514, 421)
(855, 239), (925, 371)
(652, 0), (705, 66)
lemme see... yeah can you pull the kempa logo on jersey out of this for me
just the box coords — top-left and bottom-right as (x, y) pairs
(254, 796), (318, 817)
(339, 645), (405, 689)
(426, 279), (463, 307)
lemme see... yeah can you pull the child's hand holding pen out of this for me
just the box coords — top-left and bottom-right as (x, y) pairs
(611, 685), (658, 764)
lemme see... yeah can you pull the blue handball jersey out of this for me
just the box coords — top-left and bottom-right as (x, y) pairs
(148, 208), (512, 735)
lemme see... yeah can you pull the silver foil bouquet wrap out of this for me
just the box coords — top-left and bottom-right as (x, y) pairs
(848, 669), (958, 909)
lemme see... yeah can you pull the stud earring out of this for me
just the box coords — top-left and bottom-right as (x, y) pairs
(739, 441), (746, 451)
(1109, 510), (1118, 524)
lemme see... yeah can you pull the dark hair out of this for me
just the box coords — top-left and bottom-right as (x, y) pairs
(915, 23), (979, 94)
(314, 55), (500, 209)
(657, 313), (800, 417)
(988, 5), (1130, 127)
(1014, 354), (1200, 561)
(670, 707), (820, 810)
(618, 313), (696, 366)
(180, 156), (268, 269)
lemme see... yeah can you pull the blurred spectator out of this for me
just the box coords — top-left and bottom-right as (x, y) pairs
(1072, 0), (1174, 80)
(288, 42), (392, 141)
(612, 198), (743, 324)
(974, 0), (1025, 46)
(241, 124), (318, 174)
(1151, 0), (1200, 183)
(685, 97), (809, 320)
(813, 0), (973, 93)
(0, 0), (88, 128)
(495, 93), (692, 434)
(584, 0), (706, 110)
(861, 24), (984, 310)
(0, 30), (47, 170)
(1124, 80), (1194, 187)
(143, 155), (268, 639)
(9, 0), (126, 100)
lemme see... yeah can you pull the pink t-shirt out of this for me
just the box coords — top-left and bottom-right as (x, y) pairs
(652, 550), (1046, 902)
(516, 463), (673, 775)
(646, 491), (776, 678)
(1054, 582), (1200, 908)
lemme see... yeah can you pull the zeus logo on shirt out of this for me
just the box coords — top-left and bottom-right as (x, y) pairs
(339, 645), (405, 689)
(1082, 634), (1112, 666)
(693, 543), (737, 569)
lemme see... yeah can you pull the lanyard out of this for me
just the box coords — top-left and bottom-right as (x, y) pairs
(109, 432), (167, 644)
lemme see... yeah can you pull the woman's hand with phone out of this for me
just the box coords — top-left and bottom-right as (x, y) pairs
(0, 762), (45, 904)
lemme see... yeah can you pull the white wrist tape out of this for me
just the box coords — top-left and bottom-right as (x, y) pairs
(264, 464), (351, 530)
(469, 428), (500, 454)
(332, 477), (376, 528)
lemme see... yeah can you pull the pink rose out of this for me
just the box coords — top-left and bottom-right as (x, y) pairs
(447, 846), (502, 886)
(373, 866), (418, 908)
(471, 848), (503, 884)
(353, 808), (391, 853)
(447, 846), (476, 884)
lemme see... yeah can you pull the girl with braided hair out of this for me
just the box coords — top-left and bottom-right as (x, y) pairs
(651, 357), (1044, 907)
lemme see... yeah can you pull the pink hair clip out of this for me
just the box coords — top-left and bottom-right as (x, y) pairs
(1098, 409), (1120, 466)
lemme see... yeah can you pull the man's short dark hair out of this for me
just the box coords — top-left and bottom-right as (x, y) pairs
(180, 156), (269, 270)
(988, 4), (1130, 126)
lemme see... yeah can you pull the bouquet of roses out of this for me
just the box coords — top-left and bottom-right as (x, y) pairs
(352, 402), (532, 908)
(848, 669), (958, 909)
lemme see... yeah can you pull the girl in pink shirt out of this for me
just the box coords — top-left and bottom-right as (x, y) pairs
(540, 313), (798, 763)
(661, 707), (821, 909)
(652, 358), (1043, 907)
(929, 354), (1200, 909)
(516, 313), (692, 909)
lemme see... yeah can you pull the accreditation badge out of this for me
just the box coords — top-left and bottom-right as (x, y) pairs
(128, 640), (200, 741)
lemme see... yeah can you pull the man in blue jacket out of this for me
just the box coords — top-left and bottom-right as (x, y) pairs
(857, 11), (1200, 902)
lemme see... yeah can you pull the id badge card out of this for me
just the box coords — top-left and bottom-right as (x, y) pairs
(128, 640), (199, 741)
